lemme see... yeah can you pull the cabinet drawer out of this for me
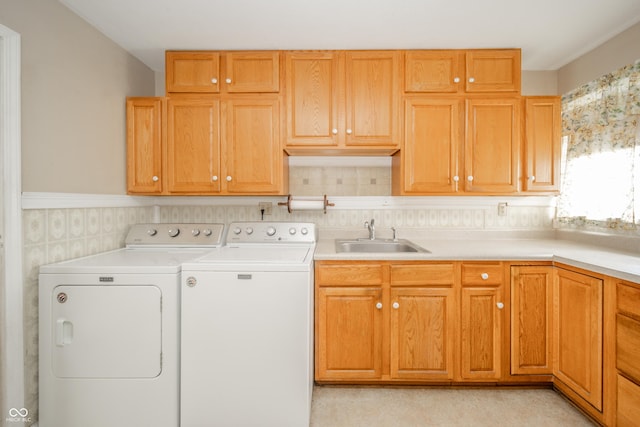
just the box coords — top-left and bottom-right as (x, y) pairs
(461, 264), (503, 286)
(617, 314), (640, 383)
(316, 264), (384, 287)
(618, 282), (640, 319)
(617, 374), (640, 427)
(390, 264), (454, 286)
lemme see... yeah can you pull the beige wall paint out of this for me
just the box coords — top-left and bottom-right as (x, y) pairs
(558, 21), (640, 94)
(521, 71), (558, 96)
(0, 0), (155, 194)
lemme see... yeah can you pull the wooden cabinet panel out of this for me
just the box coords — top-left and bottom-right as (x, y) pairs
(166, 52), (221, 93)
(316, 263), (385, 287)
(166, 97), (221, 193)
(390, 287), (456, 380)
(617, 374), (640, 427)
(126, 97), (164, 194)
(511, 266), (553, 375)
(461, 263), (504, 286)
(405, 50), (464, 93)
(222, 97), (282, 193)
(553, 268), (603, 410)
(345, 51), (401, 147)
(617, 282), (640, 319)
(224, 51), (280, 93)
(464, 98), (520, 193)
(460, 287), (503, 380)
(285, 51), (340, 147)
(399, 98), (462, 193)
(390, 263), (455, 286)
(617, 314), (640, 384)
(316, 287), (383, 380)
(465, 49), (521, 93)
(523, 97), (561, 192)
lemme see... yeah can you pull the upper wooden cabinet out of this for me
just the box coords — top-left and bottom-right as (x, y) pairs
(464, 98), (520, 193)
(163, 95), (286, 195)
(285, 50), (401, 154)
(126, 97), (164, 194)
(166, 51), (280, 94)
(405, 49), (521, 94)
(523, 96), (561, 193)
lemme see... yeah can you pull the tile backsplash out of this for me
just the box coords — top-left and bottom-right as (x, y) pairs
(289, 166), (391, 196)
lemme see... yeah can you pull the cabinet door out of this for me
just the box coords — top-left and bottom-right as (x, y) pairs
(166, 97), (221, 193)
(553, 268), (603, 410)
(401, 98), (462, 193)
(126, 97), (164, 194)
(165, 51), (220, 93)
(316, 287), (383, 380)
(285, 51), (340, 147)
(523, 97), (561, 192)
(222, 97), (283, 194)
(460, 287), (503, 380)
(390, 287), (455, 380)
(405, 50), (464, 93)
(345, 51), (401, 147)
(464, 98), (520, 193)
(465, 49), (521, 93)
(224, 51), (280, 93)
(510, 266), (553, 375)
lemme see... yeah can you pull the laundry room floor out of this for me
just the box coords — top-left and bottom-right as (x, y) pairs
(309, 386), (596, 426)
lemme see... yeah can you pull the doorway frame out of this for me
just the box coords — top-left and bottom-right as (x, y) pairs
(0, 24), (24, 414)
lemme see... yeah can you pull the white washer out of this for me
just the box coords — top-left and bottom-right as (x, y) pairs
(180, 221), (316, 427)
(38, 223), (224, 427)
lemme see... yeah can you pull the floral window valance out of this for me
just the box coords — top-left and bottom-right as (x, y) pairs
(558, 59), (640, 228)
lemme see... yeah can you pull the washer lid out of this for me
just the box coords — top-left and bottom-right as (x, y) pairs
(193, 245), (313, 264)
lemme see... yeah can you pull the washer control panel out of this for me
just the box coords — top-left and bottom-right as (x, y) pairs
(226, 222), (316, 244)
(125, 223), (225, 247)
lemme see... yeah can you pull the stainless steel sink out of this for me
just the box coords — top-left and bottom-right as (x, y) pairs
(335, 239), (430, 253)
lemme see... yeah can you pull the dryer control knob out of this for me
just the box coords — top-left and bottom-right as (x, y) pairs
(289, 227), (297, 235)
(203, 228), (213, 236)
(186, 277), (197, 287)
(246, 227), (254, 235)
(191, 229), (201, 236)
(266, 226), (277, 236)
(233, 227), (242, 235)
(168, 228), (180, 237)
(301, 228), (308, 235)
(147, 229), (158, 236)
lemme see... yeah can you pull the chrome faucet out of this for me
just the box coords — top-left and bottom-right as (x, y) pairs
(364, 219), (375, 240)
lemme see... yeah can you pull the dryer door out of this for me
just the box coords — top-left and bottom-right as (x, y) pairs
(51, 285), (162, 378)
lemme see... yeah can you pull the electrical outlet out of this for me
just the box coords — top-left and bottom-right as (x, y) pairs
(259, 202), (272, 215)
(497, 202), (508, 216)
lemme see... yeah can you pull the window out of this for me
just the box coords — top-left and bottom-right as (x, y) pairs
(558, 59), (640, 229)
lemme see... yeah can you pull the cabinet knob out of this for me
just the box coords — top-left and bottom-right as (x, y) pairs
(453, 77), (460, 83)
(467, 176), (474, 182)
(481, 273), (489, 280)
(468, 77), (475, 83)
(225, 78), (232, 84)
(496, 302), (505, 309)
(226, 176), (232, 182)
(212, 175), (218, 182)
(453, 175), (459, 182)
(346, 128), (353, 135)
(211, 78), (218, 84)
(152, 175), (159, 182)
(376, 302), (382, 310)
(332, 128), (338, 135)
(392, 302), (399, 309)
(529, 176), (536, 181)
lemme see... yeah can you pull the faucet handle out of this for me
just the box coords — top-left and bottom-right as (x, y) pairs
(391, 226), (397, 241)
(364, 221), (369, 229)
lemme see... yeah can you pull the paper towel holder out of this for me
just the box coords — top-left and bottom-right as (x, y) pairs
(278, 194), (335, 214)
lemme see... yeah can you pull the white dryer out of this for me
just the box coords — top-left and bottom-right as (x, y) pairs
(38, 223), (224, 427)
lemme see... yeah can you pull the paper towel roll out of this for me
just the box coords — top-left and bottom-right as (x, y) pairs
(289, 199), (325, 211)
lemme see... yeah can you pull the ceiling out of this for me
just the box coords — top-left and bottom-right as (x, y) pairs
(59, 0), (640, 72)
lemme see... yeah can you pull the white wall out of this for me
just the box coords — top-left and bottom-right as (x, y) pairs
(0, 0), (155, 194)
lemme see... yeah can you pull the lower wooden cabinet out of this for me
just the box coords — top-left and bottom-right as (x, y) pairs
(616, 280), (640, 426)
(553, 266), (603, 411)
(510, 265), (553, 375)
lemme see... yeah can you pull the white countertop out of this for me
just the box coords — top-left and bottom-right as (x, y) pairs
(314, 234), (640, 284)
